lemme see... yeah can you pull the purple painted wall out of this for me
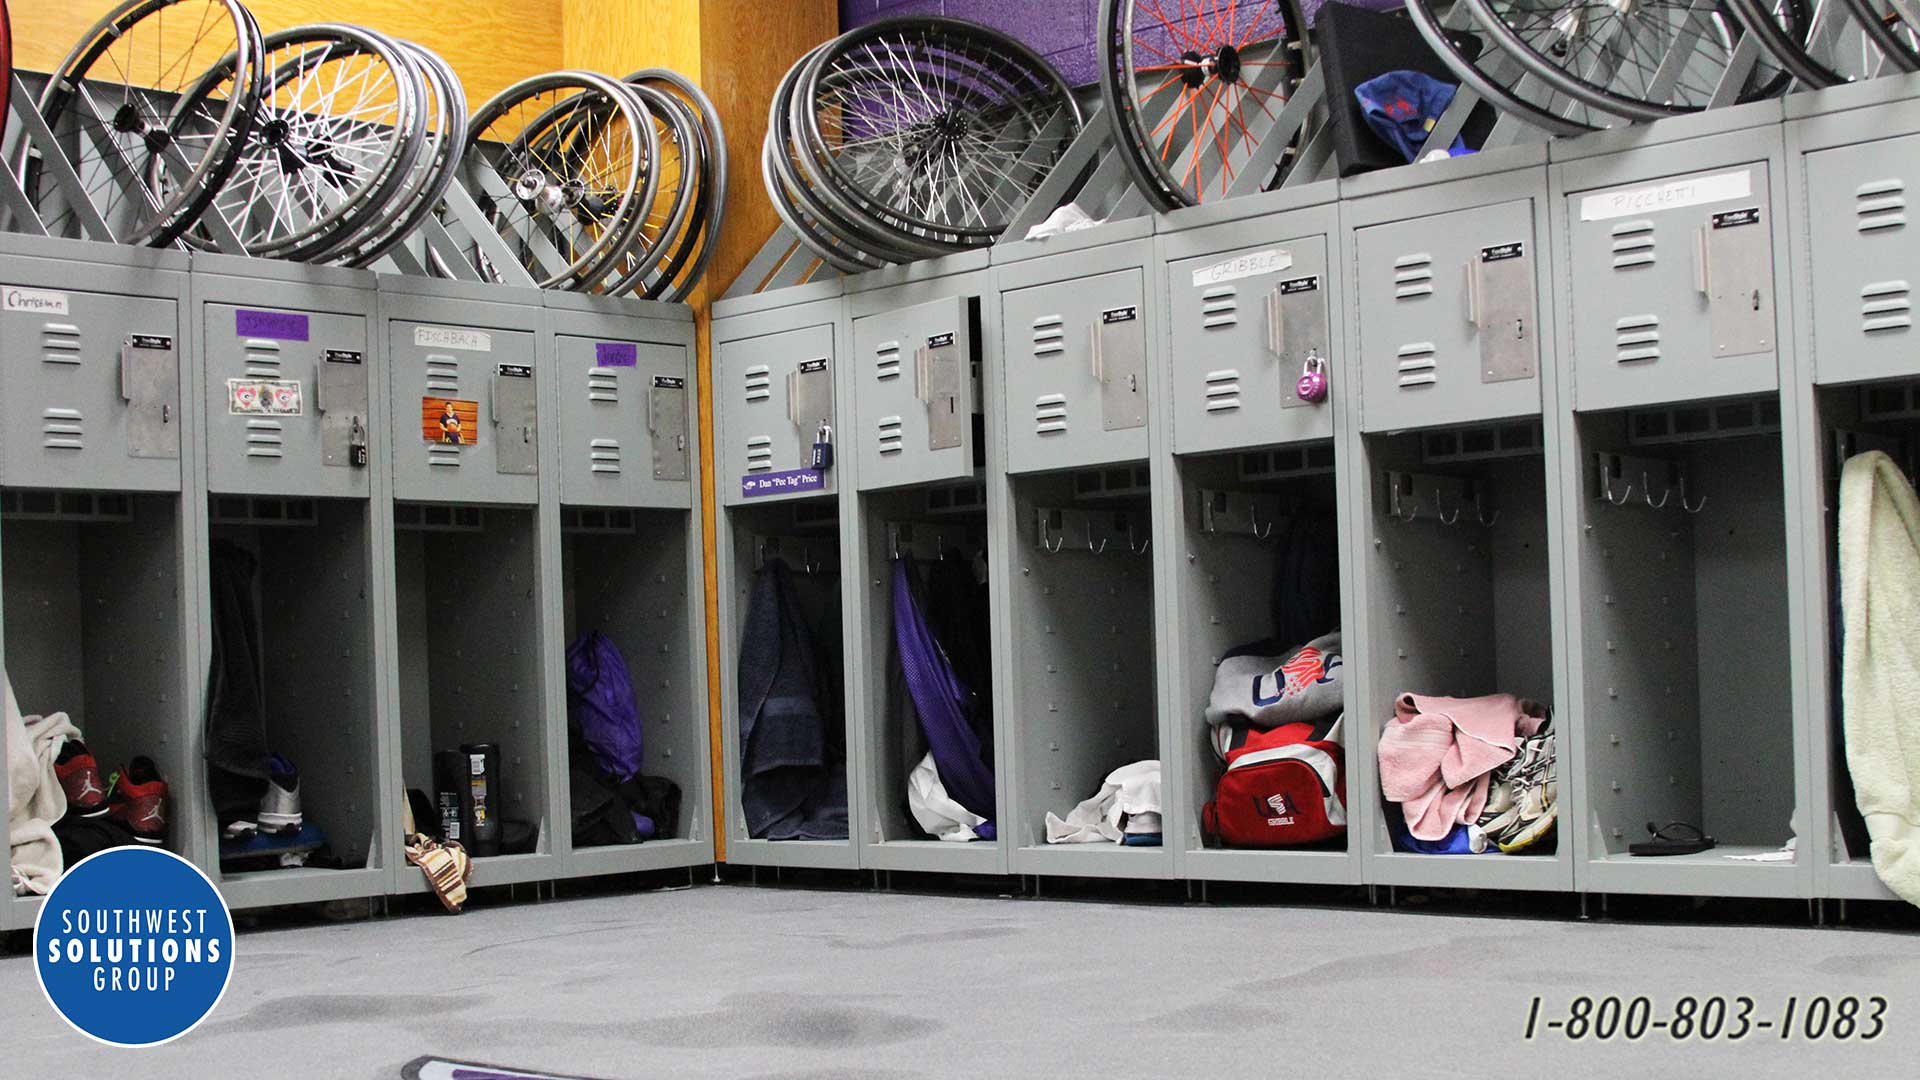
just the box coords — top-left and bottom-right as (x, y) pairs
(840, 0), (1101, 86)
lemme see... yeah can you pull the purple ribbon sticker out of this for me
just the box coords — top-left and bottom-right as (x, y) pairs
(235, 309), (310, 342)
(595, 342), (637, 367)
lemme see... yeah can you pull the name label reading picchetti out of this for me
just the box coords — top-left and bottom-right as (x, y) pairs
(1579, 169), (1752, 221)
(1102, 306), (1138, 324)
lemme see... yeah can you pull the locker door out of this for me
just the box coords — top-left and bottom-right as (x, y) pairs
(0, 285), (180, 492)
(716, 322), (836, 505)
(204, 304), (370, 497)
(388, 320), (540, 504)
(852, 295), (977, 490)
(1804, 134), (1920, 386)
(1566, 163), (1778, 410)
(1001, 268), (1148, 473)
(1355, 199), (1541, 433)
(1168, 237), (1333, 454)
(556, 335), (690, 507)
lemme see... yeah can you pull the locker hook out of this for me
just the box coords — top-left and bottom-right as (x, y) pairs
(1601, 473), (1634, 506)
(1087, 518), (1108, 555)
(1642, 472), (1670, 510)
(1248, 501), (1274, 540)
(1394, 487), (1421, 523)
(1129, 519), (1150, 555)
(1041, 512), (1065, 554)
(1434, 485), (1462, 526)
(1465, 479), (1500, 526)
(1679, 477), (1707, 515)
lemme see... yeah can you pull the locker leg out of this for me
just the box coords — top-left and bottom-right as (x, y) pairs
(1388, 886), (1397, 908)
(1837, 899), (1849, 925)
(1200, 880), (1209, 905)
(711, 862), (722, 885)
(1578, 893), (1591, 921)
(1367, 884), (1379, 907)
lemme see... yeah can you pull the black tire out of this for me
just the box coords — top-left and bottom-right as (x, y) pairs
(1840, 0), (1920, 71)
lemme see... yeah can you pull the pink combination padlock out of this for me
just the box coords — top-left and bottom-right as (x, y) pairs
(1295, 352), (1329, 404)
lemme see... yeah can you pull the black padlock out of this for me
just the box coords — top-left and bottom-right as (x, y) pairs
(810, 421), (834, 472)
(349, 415), (368, 467)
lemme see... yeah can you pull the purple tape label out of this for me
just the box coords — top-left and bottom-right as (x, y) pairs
(595, 342), (637, 367)
(236, 309), (309, 342)
(740, 468), (825, 499)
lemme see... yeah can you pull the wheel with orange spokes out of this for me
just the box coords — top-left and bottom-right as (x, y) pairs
(1098, 0), (1307, 212)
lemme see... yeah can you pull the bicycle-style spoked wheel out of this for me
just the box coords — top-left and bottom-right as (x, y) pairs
(32, 0), (266, 246)
(795, 16), (1082, 243)
(461, 72), (657, 290)
(337, 41), (469, 268)
(1, 0), (12, 145)
(1099, 0), (1306, 212)
(1459, 0), (1789, 121)
(624, 67), (728, 301)
(1843, 0), (1920, 70)
(174, 24), (426, 261)
(1724, 0), (1842, 87)
(583, 81), (697, 295)
(1406, 0), (1616, 136)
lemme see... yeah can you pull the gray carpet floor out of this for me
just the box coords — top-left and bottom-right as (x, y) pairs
(2, 885), (1916, 1078)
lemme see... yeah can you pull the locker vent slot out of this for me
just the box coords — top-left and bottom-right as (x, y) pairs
(924, 479), (987, 515)
(1614, 313), (1662, 363)
(1201, 286), (1238, 328)
(1420, 421), (1544, 464)
(40, 407), (83, 450)
(1203, 368), (1241, 412)
(745, 434), (774, 471)
(1071, 464), (1151, 499)
(1627, 397), (1782, 446)
(743, 364), (772, 402)
(1392, 252), (1433, 298)
(0, 489), (133, 521)
(41, 323), (81, 365)
(424, 354), (460, 395)
(1609, 220), (1656, 269)
(1238, 441), (1337, 480)
(875, 340), (902, 380)
(1857, 179), (1907, 233)
(395, 502), (485, 532)
(244, 338), (283, 377)
(1031, 314), (1065, 357)
(1395, 342), (1437, 387)
(1860, 280), (1912, 334)
(1034, 393), (1067, 436)
(589, 437), (622, 473)
(245, 417), (285, 458)
(427, 444), (462, 467)
(877, 415), (905, 455)
(210, 496), (317, 527)
(561, 506), (639, 534)
(1860, 381), (1920, 421)
(588, 367), (620, 403)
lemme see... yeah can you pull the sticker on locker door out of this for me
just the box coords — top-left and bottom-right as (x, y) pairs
(235, 309), (309, 341)
(423, 397), (479, 444)
(595, 342), (637, 367)
(414, 325), (492, 352)
(1192, 249), (1292, 287)
(3, 287), (68, 314)
(227, 378), (304, 415)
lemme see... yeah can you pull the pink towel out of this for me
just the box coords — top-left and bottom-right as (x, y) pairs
(1378, 693), (1537, 841)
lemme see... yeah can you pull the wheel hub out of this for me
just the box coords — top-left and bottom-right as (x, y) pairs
(111, 103), (145, 135)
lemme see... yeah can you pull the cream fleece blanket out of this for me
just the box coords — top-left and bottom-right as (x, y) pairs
(7, 674), (79, 896)
(1840, 451), (1920, 907)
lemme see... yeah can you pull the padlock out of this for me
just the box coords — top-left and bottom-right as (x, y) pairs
(810, 421), (834, 472)
(1295, 351), (1329, 404)
(349, 415), (368, 468)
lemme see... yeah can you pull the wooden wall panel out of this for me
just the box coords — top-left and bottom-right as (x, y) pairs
(560, 0), (702, 78)
(12, 0), (564, 107)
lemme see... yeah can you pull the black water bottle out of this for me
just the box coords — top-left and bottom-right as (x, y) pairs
(461, 742), (502, 857)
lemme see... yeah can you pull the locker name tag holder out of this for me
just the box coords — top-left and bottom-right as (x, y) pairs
(918, 330), (964, 451)
(595, 342), (638, 367)
(1578, 169), (1751, 221)
(121, 334), (180, 459)
(741, 467), (826, 499)
(649, 376), (690, 481)
(1471, 241), (1535, 383)
(4, 287), (68, 314)
(1270, 276), (1327, 409)
(235, 309), (309, 342)
(318, 351), (369, 468)
(415, 325), (492, 352)
(1095, 306), (1147, 431)
(1191, 248), (1291, 288)
(1702, 206), (1772, 358)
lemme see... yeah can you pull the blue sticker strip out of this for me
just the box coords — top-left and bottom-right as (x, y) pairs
(740, 468), (825, 499)
(595, 342), (637, 367)
(235, 309), (310, 341)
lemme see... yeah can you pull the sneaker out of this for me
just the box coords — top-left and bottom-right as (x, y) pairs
(107, 757), (169, 845)
(1482, 731), (1558, 853)
(257, 754), (303, 835)
(55, 741), (111, 818)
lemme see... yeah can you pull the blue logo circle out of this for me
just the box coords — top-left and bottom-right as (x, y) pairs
(33, 847), (234, 1047)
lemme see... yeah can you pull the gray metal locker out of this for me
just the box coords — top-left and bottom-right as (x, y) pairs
(998, 241), (1153, 474)
(200, 294), (372, 498)
(1352, 198), (1543, 433)
(716, 321), (839, 507)
(0, 240), (188, 493)
(554, 334), (692, 508)
(850, 294), (980, 491)
(1800, 133), (1920, 388)
(387, 318), (541, 505)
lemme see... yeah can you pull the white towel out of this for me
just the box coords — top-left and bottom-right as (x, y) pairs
(1044, 760), (1162, 844)
(7, 673), (80, 896)
(906, 752), (987, 843)
(1840, 451), (1920, 906)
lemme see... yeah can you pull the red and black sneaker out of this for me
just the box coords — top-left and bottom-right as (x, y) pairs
(54, 741), (111, 818)
(108, 756), (169, 846)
